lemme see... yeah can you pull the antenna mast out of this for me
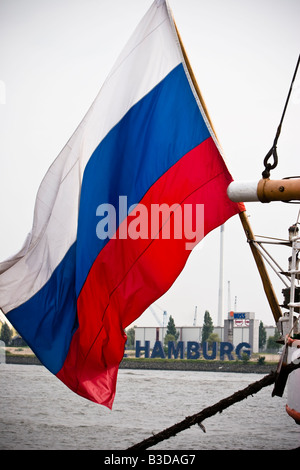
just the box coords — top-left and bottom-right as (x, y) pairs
(218, 225), (225, 326)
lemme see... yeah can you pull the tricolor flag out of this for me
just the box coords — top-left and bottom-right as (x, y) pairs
(0, 0), (244, 408)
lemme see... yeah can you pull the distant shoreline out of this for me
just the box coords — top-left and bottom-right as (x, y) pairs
(4, 354), (277, 374)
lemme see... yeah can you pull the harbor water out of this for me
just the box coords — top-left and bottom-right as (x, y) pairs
(1, 363), (300, 450)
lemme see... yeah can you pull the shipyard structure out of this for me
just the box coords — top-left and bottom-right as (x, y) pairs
(134, 311), (277, 356)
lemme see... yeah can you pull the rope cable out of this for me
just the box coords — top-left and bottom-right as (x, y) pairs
(262, 54), (300, 179)
(128, 363), (300, 451)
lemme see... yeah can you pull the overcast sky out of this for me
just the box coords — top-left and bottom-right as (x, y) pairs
(0, 0), (299, 329)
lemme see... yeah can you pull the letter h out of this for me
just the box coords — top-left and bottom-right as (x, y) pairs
(135, 340), (150, 358)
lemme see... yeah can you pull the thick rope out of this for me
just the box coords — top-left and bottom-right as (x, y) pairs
(127, 363), (300, 451)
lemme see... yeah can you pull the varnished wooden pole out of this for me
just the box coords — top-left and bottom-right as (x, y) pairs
(228, 178), (300, 203)
(239, 211), (282, 322)
(257, 178), (300, 203)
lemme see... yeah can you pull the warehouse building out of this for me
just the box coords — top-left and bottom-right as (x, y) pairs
(134, 312), (276, 355)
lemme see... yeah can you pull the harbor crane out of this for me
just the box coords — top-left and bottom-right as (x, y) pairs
(149, 303), (168, 327)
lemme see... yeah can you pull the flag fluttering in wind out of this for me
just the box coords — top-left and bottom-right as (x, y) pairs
(0, 0), (244, 408)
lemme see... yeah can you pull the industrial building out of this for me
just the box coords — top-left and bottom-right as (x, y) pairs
(134, 312), (277, 355)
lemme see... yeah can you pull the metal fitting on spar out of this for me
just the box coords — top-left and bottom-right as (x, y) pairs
(227, 178), (300, 203)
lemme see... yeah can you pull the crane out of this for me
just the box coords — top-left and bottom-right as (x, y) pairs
(148, 303), (168, 327)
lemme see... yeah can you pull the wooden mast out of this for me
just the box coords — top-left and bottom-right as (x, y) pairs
(238, 211), (282, 322)
(173, 20), (282, 323)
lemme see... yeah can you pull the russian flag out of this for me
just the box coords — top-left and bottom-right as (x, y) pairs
(0, 0), (244, 408)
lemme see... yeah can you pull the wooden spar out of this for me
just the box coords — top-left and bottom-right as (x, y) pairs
(239, 211), (282, 322)
(258, 178), (300, 203)
(174, 20), (282, 323)
(228, 178), (300, 203)
(173, 22), (219, 141)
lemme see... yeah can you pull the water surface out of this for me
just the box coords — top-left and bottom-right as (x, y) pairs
(1, 364), (299, 450)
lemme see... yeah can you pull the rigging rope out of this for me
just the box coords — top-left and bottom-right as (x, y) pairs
(262, 54), (300, 179)
(127, 362), (300, 451)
